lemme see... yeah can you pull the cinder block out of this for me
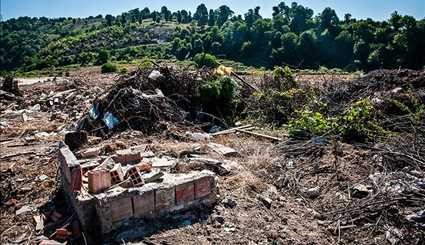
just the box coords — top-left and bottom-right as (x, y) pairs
(155, 186), (175, 211)
(195, 176), (213, 199)
(175, 182), (195, 205)
(132, 191), (155, 218)
(110, 197), (133, 223)
(88, 169), (111, 193)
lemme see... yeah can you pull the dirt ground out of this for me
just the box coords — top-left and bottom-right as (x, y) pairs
(1, 68), (423, 244)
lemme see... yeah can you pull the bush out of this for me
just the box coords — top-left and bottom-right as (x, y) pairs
(288, 110), (331, 137)
(199, 76), (237, 117)
(101, 62), (117, 73)
(271, 66), (296, 91)
(119, 67), (128, 74)
(193, 53), (219, 68)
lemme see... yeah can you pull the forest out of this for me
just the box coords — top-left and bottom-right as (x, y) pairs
(1, 2), (424, 72)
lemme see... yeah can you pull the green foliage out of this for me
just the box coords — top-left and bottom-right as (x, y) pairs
(272, 66), (296, 90)
(193, 53), (219, 68)
(288, 110), (331, 137)
(119, 67), (128, 74)
(1, 3), (424, 72)
(199, 76), (237, 117)
(101, 62), (117, 73)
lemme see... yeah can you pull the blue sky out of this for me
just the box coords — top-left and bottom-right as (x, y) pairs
(2, 0), (424, 21)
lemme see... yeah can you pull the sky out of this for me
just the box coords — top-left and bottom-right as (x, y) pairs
(2, 0), (424, 21)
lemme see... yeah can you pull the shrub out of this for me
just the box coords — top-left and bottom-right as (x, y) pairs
(288, 110), (331, 137)
(119, 67), (128, 74)
(199, 76), (237, 117)
(101, 62), (117, 73)
(271, 66), (296, 91)
(193, 53), (219, 68)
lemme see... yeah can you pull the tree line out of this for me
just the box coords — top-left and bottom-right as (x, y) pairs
(1, 2), (424, 72)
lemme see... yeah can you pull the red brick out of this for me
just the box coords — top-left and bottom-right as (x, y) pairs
(110, 197), (133, 223)
(175, 182), (195, 205)
(109, 164), (124, 184)
(88, 169), (111, 193)
(132, 191), (155, 218)
(113, 149), (141, 164)
(127, 167), (144, 187)
(195, 176), (213, 199)
(155, 187), (175, 211)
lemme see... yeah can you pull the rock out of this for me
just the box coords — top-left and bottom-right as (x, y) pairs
(148, 70), (164, 80)
(386, 227), (403, 245)
(16, 205), (34, 215)
(185, 131), (211, 141)
(300, 186), (321, 199)
(208, 143), (238, 157)
(142, 170), (164, 183)
(78, 146), (102, 159)
(350, 184), (372, 198)
(38, 175), (49, 181)
(222, 197), (237, 209)
(34, 215), (44, 231)
(406, 210), (425, 228)
(258, 195), (272, 209)
(150, 156), (177, 170)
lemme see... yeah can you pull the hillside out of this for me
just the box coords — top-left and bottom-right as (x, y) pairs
(1, 2), (425, 74)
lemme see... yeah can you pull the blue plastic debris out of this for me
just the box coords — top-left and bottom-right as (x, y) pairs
(102, 112), (119, 129)
(89, 104), (100, 120)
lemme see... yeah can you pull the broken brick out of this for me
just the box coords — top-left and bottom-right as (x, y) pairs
(70, 165), (82, 192)
(113, 149), (141, 164)
(109, 163), (124, 184)
(126, 166), (144, 187)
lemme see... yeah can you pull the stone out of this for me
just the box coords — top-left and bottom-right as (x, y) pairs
(222, 197), (237, 209)
(88, 169), (111, 193)
(300, 186), (321, 199)
(148, 70), (164, 80)
(208, 143), (238, 157)
(16, 205), (34, 215)
(350, 184), (371, 198)
(150, 156), (177, 170)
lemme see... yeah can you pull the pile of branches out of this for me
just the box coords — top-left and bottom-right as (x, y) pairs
(75, 66), (219, 137)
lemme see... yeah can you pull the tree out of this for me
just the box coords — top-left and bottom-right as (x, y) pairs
(353, 39), (370, 67)
(161, 6), (172, 21)
(208, 9), (216, 26)
(194, 4), (208, 26)
(96, 49), (110, 65)
(105, 14), (114, 26)
(216, 5), (234, 26)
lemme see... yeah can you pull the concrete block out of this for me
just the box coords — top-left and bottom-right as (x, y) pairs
(88, 169), (111, 193)
(132, 190), (155, 218)
(175, 182), (195, 205)
(58, 145), (79, 183)
(110, 197), (133, 223)
(195, 176), (213, 199)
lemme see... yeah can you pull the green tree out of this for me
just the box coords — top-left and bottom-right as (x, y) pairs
(194, 4), (209, 26)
